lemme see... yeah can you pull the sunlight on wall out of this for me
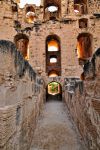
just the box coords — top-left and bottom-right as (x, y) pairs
(19, 0), (41, 8)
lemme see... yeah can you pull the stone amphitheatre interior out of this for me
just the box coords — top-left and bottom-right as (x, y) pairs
(0, 0), (100, 150)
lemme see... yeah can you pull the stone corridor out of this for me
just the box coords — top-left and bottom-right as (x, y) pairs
(30, 99), (86, 150)
(0, 0), (100, 149)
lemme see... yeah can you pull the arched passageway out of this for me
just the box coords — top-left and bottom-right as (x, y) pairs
(46, 81), (62, 101)
(46, 35), (61, 76)
(44, 0), (61, 20)
(30, 80), (86, 150)
(74, 0), (88, 14)
(14, 33), (29, 59)
(76, 32), (93, 65)
(77, 32), (93, 59)
(25, 6), (36, 23)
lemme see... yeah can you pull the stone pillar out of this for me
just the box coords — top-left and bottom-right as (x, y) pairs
(61, 0), (67, 17)
(41, 0), (44, 7)
(69, 0), (74, 15)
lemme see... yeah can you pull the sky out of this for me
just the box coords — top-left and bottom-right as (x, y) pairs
(19, 0), (41, 8)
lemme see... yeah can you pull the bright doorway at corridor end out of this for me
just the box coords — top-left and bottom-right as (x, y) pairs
(47, 82), (62, 101)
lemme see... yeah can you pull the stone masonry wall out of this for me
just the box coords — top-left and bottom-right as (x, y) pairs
(0, 40), (45, 150)
(64, 49), (100, 150)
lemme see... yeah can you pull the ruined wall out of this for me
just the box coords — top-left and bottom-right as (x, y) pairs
(0, 0), (99, 78)
(0, 40), (45, 150)
(64, 49), (100, 150)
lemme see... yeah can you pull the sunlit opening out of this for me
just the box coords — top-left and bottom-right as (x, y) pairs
(74, 9), (79, 13)
(48, 40), (59, 52)
(48, 46), (58, 52)
(74, 4), (80, 13)
(77, 43), (83, 58)
(49, 73), (58, 77)
(50, 57), (57, 63)
(48, 82), (60, 95)
(48, 6), (58, 12)
(26, 11), (35, 23)
(19, 0), (41, 8)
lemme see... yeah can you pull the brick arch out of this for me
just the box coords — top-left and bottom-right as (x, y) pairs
(46, 80), (63, 100)
(25, 5), (36, 23)
(77, 32), (93, 60)
(44, 0), (61, 20)
(47, 81), (62, 90)
(14, 33), (29, 59)
(14, 33), (29, 42)
(46, 76), (64, 87)
(74, 0), (88, 14)
(46, 34), (61, 76)
(44, 0), (61, 9)
(46, 34), (61, 51)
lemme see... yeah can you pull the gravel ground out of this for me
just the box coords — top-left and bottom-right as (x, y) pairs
(30, 100), (87, 150)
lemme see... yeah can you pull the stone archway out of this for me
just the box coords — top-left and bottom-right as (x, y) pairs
(74, 0), (88, 14)
(25, 5), (36, 23)
(76, 32), (93, 65)
(44, 0), (61, 20)
(14, 33), (29, 59)
(46, 34), (61, 76)
(46, 81), (62, 101)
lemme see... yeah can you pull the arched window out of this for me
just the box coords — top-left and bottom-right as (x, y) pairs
(79, 18), (88, 28)
(74, 0), (88, 15)
(46, 35), (61, 76)
(14, 34), (29, 59)
(44, 0), (61, 20)
(77, 33), (93, 61)
(25, 6), (36, 23)
(50, 55), (57, 63)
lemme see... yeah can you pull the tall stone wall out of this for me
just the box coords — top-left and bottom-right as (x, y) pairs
(0, 40), (45, 150)
(64, 49), (100, 150)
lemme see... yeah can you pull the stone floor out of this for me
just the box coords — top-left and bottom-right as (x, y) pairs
(30, 99), (87, 150)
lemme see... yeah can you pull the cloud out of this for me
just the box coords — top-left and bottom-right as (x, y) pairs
(19, 0), (41, 8)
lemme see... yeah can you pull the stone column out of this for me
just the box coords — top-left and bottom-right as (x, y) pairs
(61, 0), (67, 17)
(69, 0), (74, 15)
(41, 0), (44, 7)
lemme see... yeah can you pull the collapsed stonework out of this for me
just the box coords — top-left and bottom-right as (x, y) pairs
(0, 0), (100, 150)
